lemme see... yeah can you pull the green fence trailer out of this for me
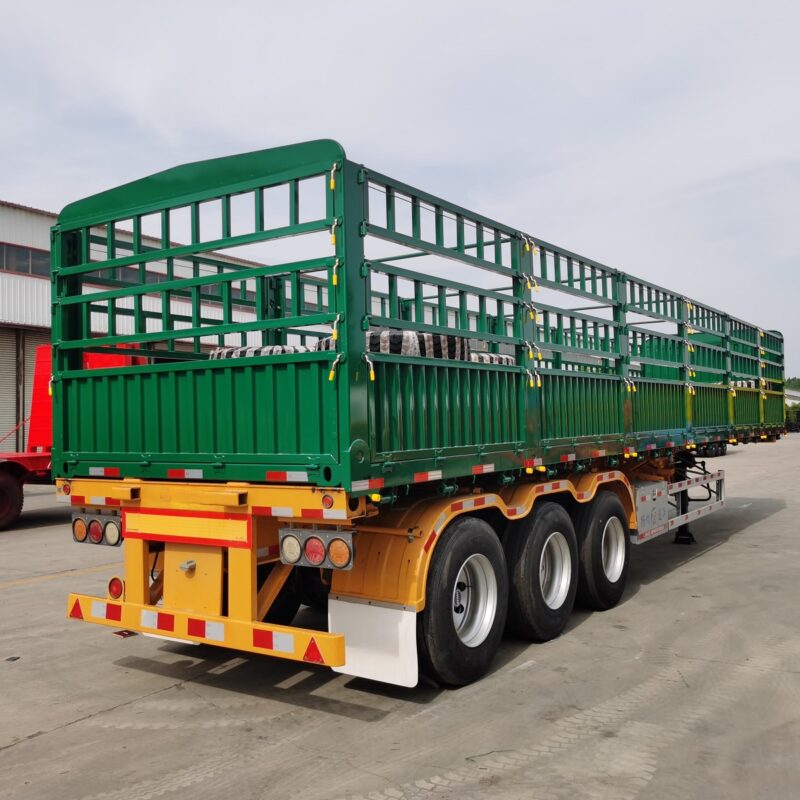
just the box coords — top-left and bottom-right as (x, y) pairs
(56, 140), (784, 686)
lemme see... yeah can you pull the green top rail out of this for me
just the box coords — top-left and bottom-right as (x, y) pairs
(51, 140), (785, 491)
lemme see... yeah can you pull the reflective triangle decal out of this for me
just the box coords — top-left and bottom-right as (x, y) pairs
(69, 599), (83, 620)
(302, 637), (325, 664)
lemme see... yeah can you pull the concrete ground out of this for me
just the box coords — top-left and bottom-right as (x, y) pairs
(1, 437), (798, 800)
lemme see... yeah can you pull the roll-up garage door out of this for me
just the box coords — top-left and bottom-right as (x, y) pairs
(23, 329), (51, 449)
(0, 328), (17, 453)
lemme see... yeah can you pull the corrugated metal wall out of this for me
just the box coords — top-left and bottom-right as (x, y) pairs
(0, 328), (16, 453)
(0, 273), (50, 328)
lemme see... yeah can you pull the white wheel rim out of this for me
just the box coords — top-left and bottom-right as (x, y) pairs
(539, 531), (571, 609)
(601, 516), (626, 583)
(451, 553), (498, 648)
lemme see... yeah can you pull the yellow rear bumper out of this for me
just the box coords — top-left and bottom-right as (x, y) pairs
(67, 593), (345, 667)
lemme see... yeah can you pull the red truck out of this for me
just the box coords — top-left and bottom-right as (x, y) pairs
(0, 345), (52, 529)
(0, 345), (142, 529)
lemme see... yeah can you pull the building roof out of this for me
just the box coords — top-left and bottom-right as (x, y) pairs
(0, 199), (56, 219)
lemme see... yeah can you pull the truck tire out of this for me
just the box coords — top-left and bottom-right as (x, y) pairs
(504, 502), (578, 641)
(257, 564), (301, 626)
(575, 491), (630, 611)
(418, 516), (508, 686)
(0, 472), (24, 531)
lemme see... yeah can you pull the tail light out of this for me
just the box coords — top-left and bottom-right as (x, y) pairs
(278, 528), (354, 570)
(304, 537), (326, 566)
(327, 538), (352, 568)
(72, 518), (88, 542)
(280, 534), (302, 564)
(107, 577), (124, 599)
(104, 520), (122, 546)
(88, 520), (104, 544)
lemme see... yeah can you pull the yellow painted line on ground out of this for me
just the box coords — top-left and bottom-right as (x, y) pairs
(0, 562), (117, 591)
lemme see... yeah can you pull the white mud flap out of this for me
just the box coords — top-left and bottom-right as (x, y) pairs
(328, 596), (418, 687)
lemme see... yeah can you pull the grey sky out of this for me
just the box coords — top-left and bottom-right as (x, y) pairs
(3, 1), (798, 373)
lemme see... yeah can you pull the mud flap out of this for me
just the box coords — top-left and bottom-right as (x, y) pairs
(329, 596), (418, 687)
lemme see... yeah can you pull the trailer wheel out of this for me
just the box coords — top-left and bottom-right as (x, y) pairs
(575, 491), (630, 610)
(504, 502), (578, 641)
(0, 472), (24, 531)
(418, 516), (508, 686)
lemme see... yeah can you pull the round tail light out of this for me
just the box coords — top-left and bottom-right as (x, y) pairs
(108, 577), (124, 599)
(72, 518), (88, 542)
(88, 519), (104, 544)
(304, 536), (326, 566)
(328, 538), (352, 568)
(321, 494), (334, 509)
(104, 520), (122, 546)
(63, 482), (71, 496)
(281, 534), (302, 564)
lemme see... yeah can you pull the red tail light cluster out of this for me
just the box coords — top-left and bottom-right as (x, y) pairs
(279, 528), (354, 570)
(72, 513), (123, 546)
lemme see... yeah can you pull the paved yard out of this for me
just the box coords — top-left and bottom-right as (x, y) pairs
(1, 436), (798, 799)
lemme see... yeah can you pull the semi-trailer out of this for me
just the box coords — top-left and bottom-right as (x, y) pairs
(55, 141), (784, 686)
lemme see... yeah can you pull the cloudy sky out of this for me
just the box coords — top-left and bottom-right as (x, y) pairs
(3, 1), (798, 374)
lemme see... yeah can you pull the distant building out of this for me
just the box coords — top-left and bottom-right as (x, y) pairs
(0, 200), (53, 452)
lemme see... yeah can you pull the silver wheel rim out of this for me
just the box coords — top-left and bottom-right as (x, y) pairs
(539, 531), (571, 610)
(601, 516), (626, 583)
(451, 553), (498, 648)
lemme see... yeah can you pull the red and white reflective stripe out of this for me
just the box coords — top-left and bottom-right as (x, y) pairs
(507, 505), (526, 517)
(524, 458), (543, 468)
(636, 523), (669, 543)
(266, 471), (309, 483)
(252, 628), (295, 654)
(645, 444), (657, 451)
(351, 478), (385, 492)
(90, 600), (122, 622)
(187, 618), (225, 642)
(669, 471), (723, 494)
(623, 446), (636, 454)
(167, 468), (204, 480)
(414, 470), (443, 483)
(252, 505), (294, 518)
(668, 499), (725, 529)
(140, 609), (175, 633)
(534, 480), (570, 495)
(71, 495), (120, 507)
(665, 441), (675, 448)
(590, 449), (606, 458)
(300, 508), (347, 520)
(257, 545), (280, 559)
(88, 467), (120, 477)
(471, 463), (495, 475)
(450, 494), (497, 513)
(577, 491), (591, 501)
(560, 454), (576, 463)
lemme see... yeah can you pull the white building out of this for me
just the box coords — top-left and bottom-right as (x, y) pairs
(0, 201), (53, 452)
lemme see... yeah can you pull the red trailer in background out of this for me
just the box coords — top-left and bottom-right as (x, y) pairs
(0, 345), (143, 529)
